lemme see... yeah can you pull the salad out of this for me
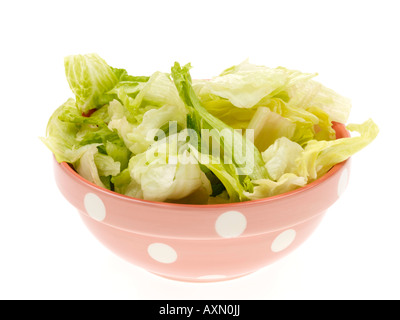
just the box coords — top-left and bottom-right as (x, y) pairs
(42, 54), (378, 204)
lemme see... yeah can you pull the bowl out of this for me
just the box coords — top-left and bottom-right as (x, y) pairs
(53, 122), (351, 283)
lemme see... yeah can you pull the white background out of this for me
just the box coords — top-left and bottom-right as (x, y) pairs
(1, 0), (399, 300)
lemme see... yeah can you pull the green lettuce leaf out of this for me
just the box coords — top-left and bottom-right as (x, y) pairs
(104, 141), (130, 171)
(247, 107), (296, 152)
(245, 119), (378, 199)
(107, 99), (187, 155)
(261, 137), (304, 181)
(111, 67), (150, 83)
(76, 145), (121, 191)
(126, 104), (187, 155)
(64, 53), (119, 113)
(94, 153), (121, 177)
(287, 78), (352, 123)
(188, 146), (248, 203)
(41, 99), (99, 163)
(42, 97), (130, 178)
(128, 134), (212, 203)
(202, 99), (257, 130)
(107, 100), (137, 152)
(121, 71), (186, 123)
(193, 60), (316, 109)
(75, 144), (106, 188)
(171, 62), (270, 183)
(245, 174), (307, 200)
(111, 168), (134, 195)
(297, 119), (379, 180)
(43, 54), (378, 204)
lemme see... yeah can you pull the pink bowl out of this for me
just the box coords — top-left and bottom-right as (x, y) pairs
(53, 122), (351, 282)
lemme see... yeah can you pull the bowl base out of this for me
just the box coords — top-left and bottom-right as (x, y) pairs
(149, 271), (255, 283)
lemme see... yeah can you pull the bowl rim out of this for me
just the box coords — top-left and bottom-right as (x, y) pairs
(57, 122), (350, 209)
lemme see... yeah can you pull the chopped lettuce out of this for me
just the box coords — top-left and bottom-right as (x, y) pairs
(41, 99), (100, 163)
(296, 119), (379, 181)
(76, 144), (106, 188)
(107, 100), (138, 152)
(171, 62), (269, 181)
(247, 107), (296, 152)
(128, 133), (212, 203)
(43, 54), (378, 204)
(246, 174), (307, 200)
(261, 137), (304, 181)
(126, 103), (187, 155)
(287, 78), (352, 124)
(94, 153), (121, 177)
(202, 99), (257, 130)
(64, 53), (119, 113)
(193, 60), (316, 109)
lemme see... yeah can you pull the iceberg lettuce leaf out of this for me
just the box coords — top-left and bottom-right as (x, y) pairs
(194, 60), (316, 109)
(75, 144), (106, 188)
(245, 174), (307, 200)
(128, 134), (211, 203)
(297, 119), (379, 180)
(64, 53), (118, 113)
(287, 78), (352, 123)
(171, 62), (269, 182)
(41, 99), (99, 163)
(262, 137), (304, 181)
(247, 107), (296, 152)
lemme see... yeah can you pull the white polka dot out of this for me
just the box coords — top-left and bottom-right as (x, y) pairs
(148, 243), (177, 264)
(271, 229), (296, 253)
(197, 275), (227, 280)
(338, 168), (349, 197)
(84, 193), (106, 221)
(215, 211), (247, 238)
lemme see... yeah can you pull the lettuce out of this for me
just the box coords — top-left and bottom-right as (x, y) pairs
(261, 137), (304, 181)
(75, 144), (106, 188)
(43, 54), (378, 204)
(94, 153), (121, 177)
(193, 61), (344, 147)
(41, 99), (100, 163)
(126, 103), (187, 155)
(287, 78), (352, 123)
(202, 99), (257, 130)
(246, 174), (307, 200)
(247, 107), (296, 152)
(188, 146), (248, 203)
(64, 54), (119, 113)
(193, 60), (316, 109)
(128, 133), (212, 203)
(245, 119), (378, 200)
(171, 62), (269, 181)
(297, 119), (379, 180)
(171, 62), (274, 202)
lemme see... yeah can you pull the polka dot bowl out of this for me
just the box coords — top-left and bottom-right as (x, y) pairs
(53, 122), (350, 283)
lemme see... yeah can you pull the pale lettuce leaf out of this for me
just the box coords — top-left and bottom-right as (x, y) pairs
(41, 99), (99, 163)
(287, 79), (352, 123)
(126, 104), (187, 155)
(245, 174), (307, 200)
(262, 137), (304, 181)
(193, 60), (316, 109)
(297, 119), (379, 180)
(64, 53), (118, 113)
(128, 134), (212, 203)
(94, 153), (121, 177)
(76, 144), (106, 188)
(247, 107), (296, 152)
